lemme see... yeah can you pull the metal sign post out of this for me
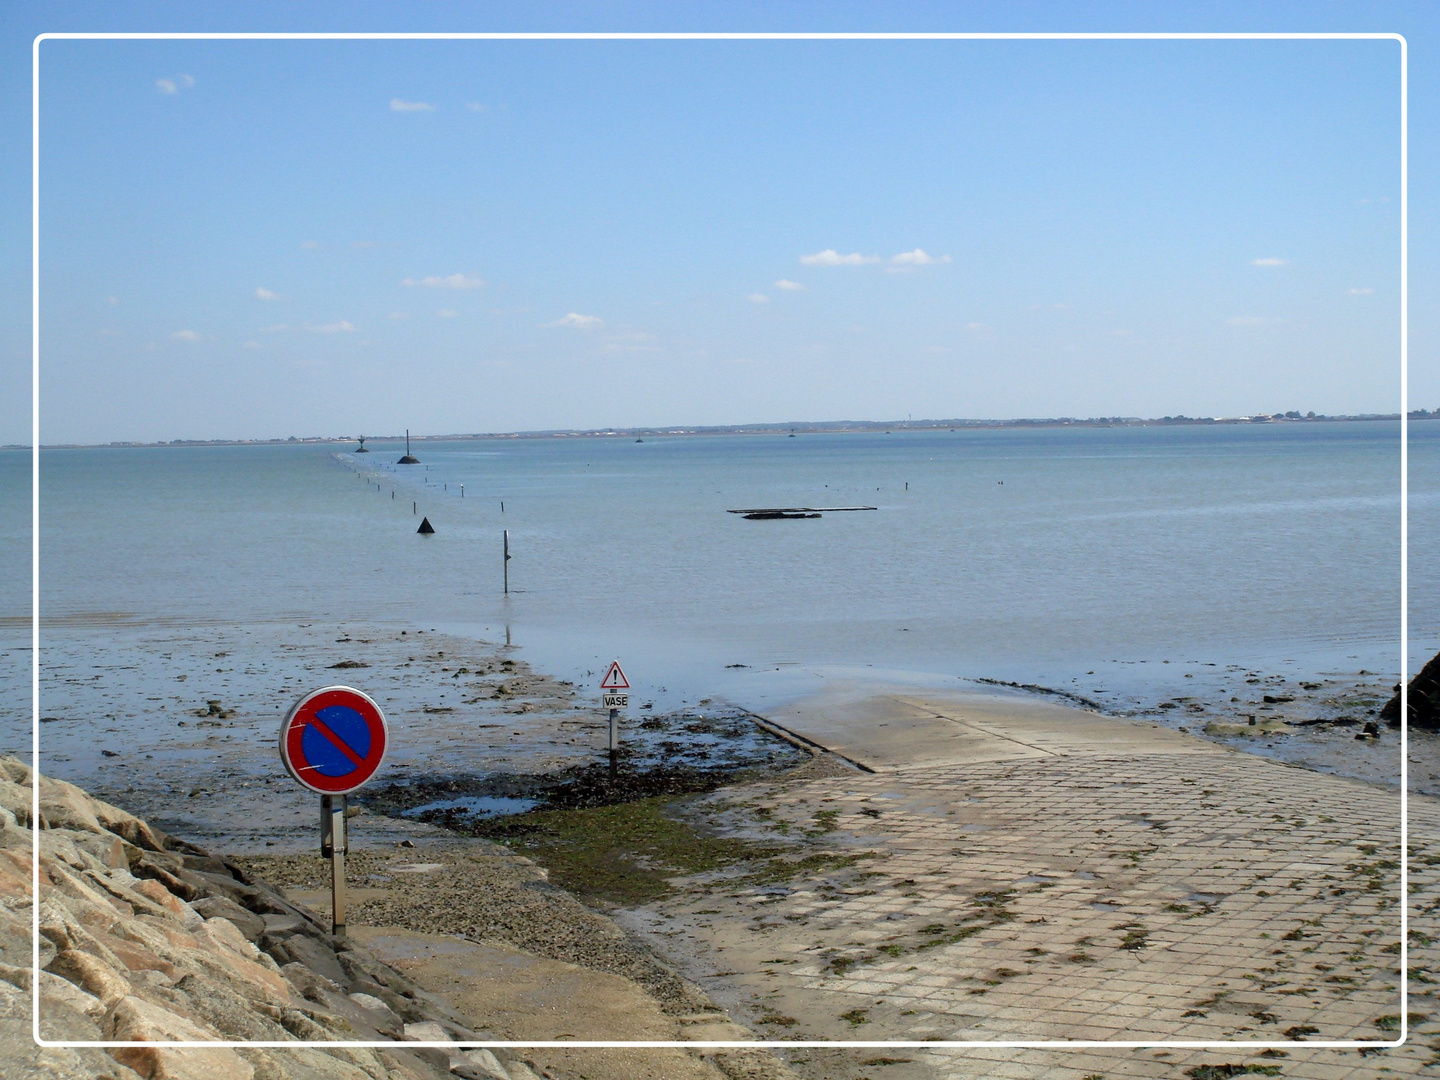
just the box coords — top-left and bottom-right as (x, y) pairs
(320, 794), (348, 937)
(600, 662), (630, 773)
(280, 686), (389, 940)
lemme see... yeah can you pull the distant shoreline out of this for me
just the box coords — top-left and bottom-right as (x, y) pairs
(8, 409), (1433, 452)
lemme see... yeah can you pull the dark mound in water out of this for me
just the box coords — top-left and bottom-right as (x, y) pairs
(1380, 649), (1440, 729)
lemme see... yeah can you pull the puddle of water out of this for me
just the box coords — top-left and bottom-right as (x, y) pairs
(401, 795), (540, 820)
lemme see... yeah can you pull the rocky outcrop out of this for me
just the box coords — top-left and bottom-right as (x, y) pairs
(0, 757), (541, 1080)
(1381, 650), (1440, 729)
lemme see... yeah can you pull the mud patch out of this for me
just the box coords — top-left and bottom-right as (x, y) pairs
(357, 709), (812, 905)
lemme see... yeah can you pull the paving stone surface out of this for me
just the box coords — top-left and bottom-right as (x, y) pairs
(625, 690), (1438, 1079)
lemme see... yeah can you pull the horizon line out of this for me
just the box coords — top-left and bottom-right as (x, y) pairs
(10, 409), (1426, 452)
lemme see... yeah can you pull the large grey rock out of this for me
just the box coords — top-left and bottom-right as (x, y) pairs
(40, 971), (105, 1021)
(307, 987), (400, 1041)
(270, 934), (350, 989)
(459, 1048), (514, 1080)
(279, 961), (343, 998)
(0, 1017), (146, 1080)
(104, 995), (257, 1080)
(191, 896), (265, 942)
(337, 949), (418, 998)
(263, 914), (306, 936)
(47, 949), (132, 1006)
(172, 972), (293, 1041)
(0, 905), (40, 969)
(237, 1046), (380, 1080)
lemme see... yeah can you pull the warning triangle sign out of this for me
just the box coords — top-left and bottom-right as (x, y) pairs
(600, 661), (629, 690)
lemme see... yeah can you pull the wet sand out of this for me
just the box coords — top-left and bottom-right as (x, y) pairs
(16, 620), (630, 850)
(11, 616), (1430, 857)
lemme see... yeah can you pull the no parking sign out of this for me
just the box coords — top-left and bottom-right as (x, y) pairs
(280, 686), (388, 795)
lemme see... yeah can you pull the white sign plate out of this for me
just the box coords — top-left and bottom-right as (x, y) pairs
(603, 692), (629, 709)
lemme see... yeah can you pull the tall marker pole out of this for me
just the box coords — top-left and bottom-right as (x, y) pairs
(503, 530), (511, 594)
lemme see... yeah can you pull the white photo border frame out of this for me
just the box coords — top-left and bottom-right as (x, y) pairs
(30, 30), (1411, 1052)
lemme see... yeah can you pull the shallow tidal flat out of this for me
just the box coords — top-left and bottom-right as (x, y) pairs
(15, 617), (1440, 1076)
(20, 622), (661, 852)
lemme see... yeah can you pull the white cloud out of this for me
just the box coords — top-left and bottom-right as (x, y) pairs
(1251, 257), (1287, 267)
(747, 293), (769, 304)
(156, 79), (177, 94)
(890, 249), (952, 266)
(466, 102), (491, 113)
(254, 287), (280, 301)
(391, 99), (435, 112)
(800, 249), (881, 267)
(388, 311), (410, 320)
(266, 320), (355, 334)
(242, 340), (261, 349)
(965, 322), (993, 332)
(402, 273), (485, 290)
(550, 313), (604, 329)
(436, 309), (460, 318)
(1348, 287), (1374, 295)
(301, 241), (321, 250)
(774, 279), (806, 291)
(171, 329), (200, 341)
(107, 296), (119, 307)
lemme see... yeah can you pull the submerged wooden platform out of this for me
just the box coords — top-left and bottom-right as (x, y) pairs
(726, 505), (877, 519)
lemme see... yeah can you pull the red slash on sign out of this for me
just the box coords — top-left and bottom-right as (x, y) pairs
(600, 661), (629, 690)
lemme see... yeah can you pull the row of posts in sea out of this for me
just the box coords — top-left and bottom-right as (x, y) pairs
(350, 430), (512, 593)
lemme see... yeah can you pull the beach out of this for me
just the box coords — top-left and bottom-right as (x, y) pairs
(8, 610), (1438, 1077)
(218, 669), (1440, 1079)
(6, 422), (1436, 1076)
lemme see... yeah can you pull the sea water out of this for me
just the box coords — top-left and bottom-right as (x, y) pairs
(2, 420), (1435, 738)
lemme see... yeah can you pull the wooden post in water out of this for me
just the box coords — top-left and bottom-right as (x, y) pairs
(503, 530), (511, 594)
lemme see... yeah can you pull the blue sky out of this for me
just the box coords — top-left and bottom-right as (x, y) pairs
(1, 2), (1433, 444)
